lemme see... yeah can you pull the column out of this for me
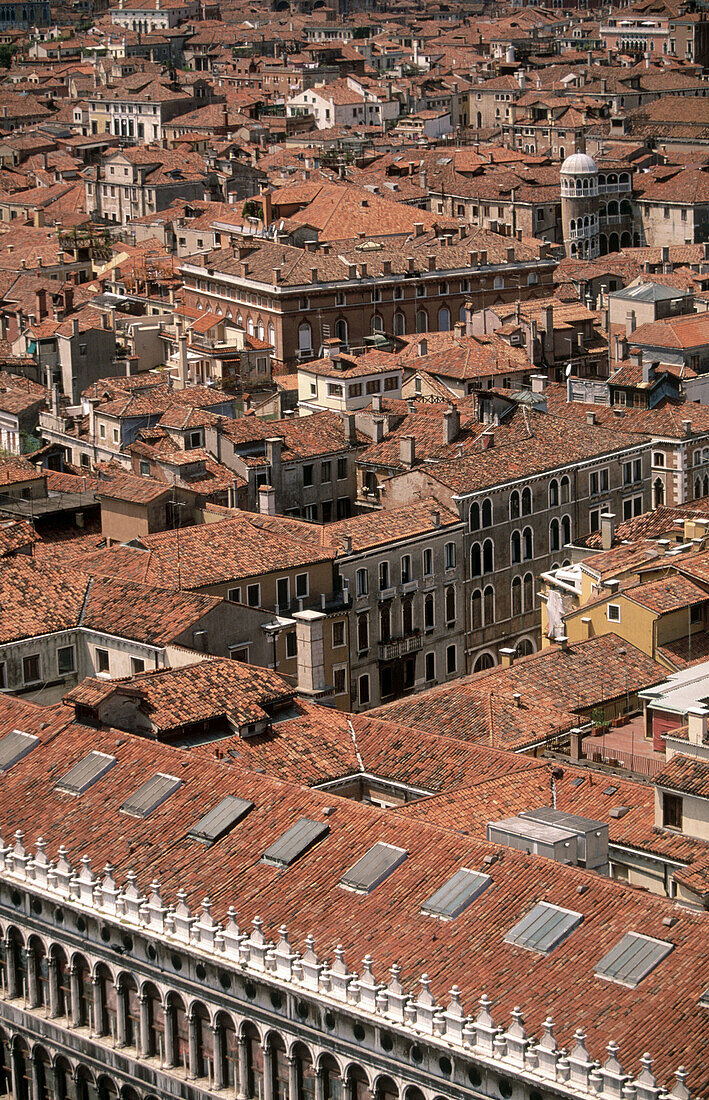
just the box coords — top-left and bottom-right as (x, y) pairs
(91, 975), (103, 1037)
(30, 1056), (41, 1100)
(114, 984), (126, 1047)
(47, 958), (59, 1018)
(188, 1013), (199, 1079)
(163, 1004), (175, 1068)
(26, 951), (38, 1008)
(237, 1036), (249, 1100)
(139, 993), (151, 1059)
(70, 967), (81, 1028)
(314, 1069), (324, 1100)
(211, 1024), (224, 1092)
(10, 1048), (22, 1100)
(5, 939), (16, 999)
(288, 1056), (299, 1100)
(261, 1043), (273, 1100)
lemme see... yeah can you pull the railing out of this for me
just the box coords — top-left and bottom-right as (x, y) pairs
(586, 748), (666, 778)
(378, 633), (424, 661)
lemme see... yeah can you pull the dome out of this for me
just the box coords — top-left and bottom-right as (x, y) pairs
(560, 152), (598, 176)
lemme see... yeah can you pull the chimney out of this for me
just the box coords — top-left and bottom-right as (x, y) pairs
(293, 610), (328, 696)
(601, 512), (615, 551)
(683, 418), (692, 438)
(687, 707), (708, 746)
(499, 647), (516, 667)
(625, 309), (636, 336)
(372, 394), (383, 413)
(428, 254), (436, 271)
(661, 245), (670, 265)
(631, 349), (643, 368)
(258, 484), (276, 516)
(322, 338), (341, 360)
(34, 287), (47, 320)
(72, 319), (80, 339)
(586, 410), (596, 425)
(642, 360), (653, 385)
(400, 435), (415, 467)
(414, 222), (425, 236)
(530, 374), (547, 394)
(265, 437), (283, 491)
(454, 321), (465, 338)
(430, 508), (440, 528)
(443, 404), (460, 444)
(372, 416), (385, 443)
(63, 285), (73, 316)
(343, 412), (357, 446)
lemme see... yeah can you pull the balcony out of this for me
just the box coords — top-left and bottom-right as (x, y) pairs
(400, 579), (419, 595)
(378, 585), (396, 601)
(378, 633), (424, 661)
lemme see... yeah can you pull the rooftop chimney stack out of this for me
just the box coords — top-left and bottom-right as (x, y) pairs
(601, 512), (615, 551)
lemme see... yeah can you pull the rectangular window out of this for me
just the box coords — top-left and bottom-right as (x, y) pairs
(446, 645), (457, 674)
(113, 429), (119, 443)
(22, 654), (40, 684)
(131, 657), (145, 675)
(653, 452), (665, 467)
(589, 468), (609, 495)
(662, 792), (682, 830)
(425, 652), (435, 681)
(349, 383), (362, 398)
(295, 573), (309, 599)
(247, 584), (260, 607)
(333, 621), (345, 647)
(0, 662), (5, 689)
(691, 603), (703, 624)
(401, 554), (411, 583)
(139, 460), (150, 476)
(230, 646), (249, 662)
(327, 383), (343, 397)
(358, 674), (370, 705)
(333, 666), (347, 695)
(423, 548), (433, 576)
(384, 376), (398, 391)
(356, 568), (368, 596)
(607, 603), (621, 623)
(57, 646), (75, 675)
(379, 561), (390, 590)
(303, 465), (314, 487)
(227, 587), (241, 603)
(337, 457), (347, 480)
(321, 461), (331, 483)
(365, 379), (381, 394)
(95, 648), (109, 674)
(277, 577), (290, 610)
(589, 507), (601, 533)
(99, 424), (106, 439)
(445, 542), (456, 570)
(286, 631), (297, 659)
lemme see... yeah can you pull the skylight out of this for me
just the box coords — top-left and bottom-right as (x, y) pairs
(0, 729), (39, 773)
(505, 902), (583, 955)
(595, 932), (673, 988)
(55, 751), (116, 795)
(261, 817), (329, 868)
(187, 795), (254, 845)
(339, 842), (407, 894)
(421, 867), (491, 919)
(120, 773), (182, 819)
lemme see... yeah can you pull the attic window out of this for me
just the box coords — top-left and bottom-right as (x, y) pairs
(505, 902), (583, 955)
(421, 867), (491, 919)
(187, 795), (254, 845)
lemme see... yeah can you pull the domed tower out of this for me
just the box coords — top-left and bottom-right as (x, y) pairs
(560, 152), (600, 261)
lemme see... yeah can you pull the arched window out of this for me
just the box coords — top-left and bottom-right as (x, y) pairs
(438, 306), (450, 331)
(268, 322), (275, 348)
(511, 529), (521, 564)
(473, 652), (495, 672)
(471, 589), (482, 629)
(237, 313), (243, 327)
(493, 276), (504, 290)
(562, 514), (571, 544)
(403, 597), (414, 635)
(191, 1001), (212, 1080)
(257, 320), (265, 341)
(481, 498), (492, 527)
(380, 605), (391, 643)
(335, 318), (348, 346)
(50, 946), (70, 1019)
(215, 1012), (237, 1092)
(549, 518), (560, 552)
(424, 593), (434, 630)
(695, 477), (701, 499)
(521, 487), (532, 515)
(509, 490), (520, 519)
(483, 539), (493, 573)
(292, 1043), (316, 1100)
(371, 313), (384, 335)
(517, 638), (535, 657)
(358, 613), (369, 651)
(321, 1056), (341, 1100)
(28, 937), (47, 1009)
(484, 585), (494, 624)
(247, 317), (254, 336)
(704, 475), (709, 497)
(511, 576), (522, 617)
(416, 309), (428, 333)
(653, 478), (665, 508)
(523, 526), (533, 561)
(298, 322), (312, 354)
(470, 501), (480, 530)
(141, 983), (164, 1058)
(165, 993), (188, 1069)
(471, 542), (481, 576)
(243, 1024), (262, 1100)
(445, 586), (456, 624)
(549, 478), (559, 507)
(394, 312), (406, 336)
(121, 975), (140, 1049)
(560, 475), (570, 503)
(72, 954), (92, 1028)
(524, 572), (534, 611)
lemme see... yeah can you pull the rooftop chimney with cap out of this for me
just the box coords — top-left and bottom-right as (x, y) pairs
(258, 484), (276, 516)
(443, 404), (460, 444)
(601, 512), (615, 551)
(400, 434), (415, 467)
(626, 310), (636, 335)
(683, 418), (692, 438)
(586, 410), (596, 425)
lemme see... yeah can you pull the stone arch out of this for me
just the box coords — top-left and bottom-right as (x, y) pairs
(50, 943), (71, 1019)
(5, 925), (26, 997)
(372, 1074), (399, 1100)
(609, 232), (619, 252)
(27, 933), (48, 1009)
(97, 1073), (119, 1100)
(30, 1044), (52, 1100)
(140, 981), (164, 1060)
(620, 232), (631, 248)
(344, 1062), (373, 1100)
(516, 636), (536, 656)
(473, 650), (496, 672)
(190, 999), (213, 1080)
(241, 1021), (264, 1099)
(165, 990), (188, 1069)
(214, 1010), (237, 1092)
